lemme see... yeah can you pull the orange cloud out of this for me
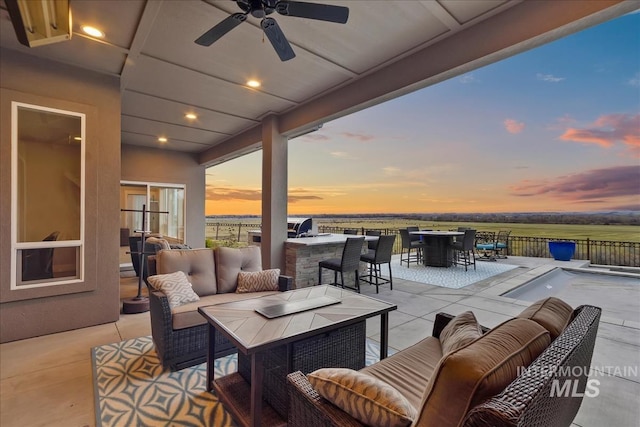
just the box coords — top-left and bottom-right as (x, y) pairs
(504, 119), (525, 134)
(559, 113), (640, 154)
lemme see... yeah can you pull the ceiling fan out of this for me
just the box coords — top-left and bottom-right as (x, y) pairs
(195, 0), (349, 61)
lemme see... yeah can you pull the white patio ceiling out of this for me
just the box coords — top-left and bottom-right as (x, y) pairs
(0, 0), (635, 166)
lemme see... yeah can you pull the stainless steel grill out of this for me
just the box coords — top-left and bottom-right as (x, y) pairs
(287, 217), (312, 238)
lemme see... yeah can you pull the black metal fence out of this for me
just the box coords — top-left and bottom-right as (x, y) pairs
(204, 221), (640, 267)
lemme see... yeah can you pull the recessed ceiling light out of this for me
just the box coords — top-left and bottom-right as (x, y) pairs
(158, 137), (168, 143)
(82, 26), (104, 38)
(247, 80), (261, 88)
(185, 113), (197, 120)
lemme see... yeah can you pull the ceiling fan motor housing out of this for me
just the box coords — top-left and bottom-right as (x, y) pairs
(240, 0), (277, 18)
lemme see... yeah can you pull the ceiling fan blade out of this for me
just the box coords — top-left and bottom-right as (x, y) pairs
(195, 13), (247, 46)
(275, 1), (349, 24)
(261, 18), (296, 61)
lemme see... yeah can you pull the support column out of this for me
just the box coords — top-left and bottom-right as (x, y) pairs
(261, 115), (288, 270)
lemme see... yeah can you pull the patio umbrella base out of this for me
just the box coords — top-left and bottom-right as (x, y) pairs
(122, 296), (149, 314)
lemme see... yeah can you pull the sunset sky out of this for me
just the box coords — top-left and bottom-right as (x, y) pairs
(206, 11), (640, 216)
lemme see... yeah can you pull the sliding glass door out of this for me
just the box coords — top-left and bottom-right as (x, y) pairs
(120, 182), (185, 243)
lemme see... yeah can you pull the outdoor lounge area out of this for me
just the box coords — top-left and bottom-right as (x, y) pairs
(1, 1), (638, 427)
(1, 255), (638, 427)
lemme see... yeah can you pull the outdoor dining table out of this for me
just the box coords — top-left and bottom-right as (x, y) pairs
(410, 230), (463, 267)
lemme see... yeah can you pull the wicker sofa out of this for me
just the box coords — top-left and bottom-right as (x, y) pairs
(146, 246), (292, 370)
(287, 299), (601, 427)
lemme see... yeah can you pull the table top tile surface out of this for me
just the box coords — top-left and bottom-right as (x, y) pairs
(199, 285), (396, 352)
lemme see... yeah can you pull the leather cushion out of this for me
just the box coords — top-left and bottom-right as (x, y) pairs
(414, 317), (551, 427)
(439, 311), (483, 355)
(517, 297), (573, 340)
(361, 336), (442, 410)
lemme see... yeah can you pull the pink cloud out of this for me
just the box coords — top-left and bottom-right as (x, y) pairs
(509, 165), (640, 203)
(559, 113), (640, 154)
(504, 119), (525, 134)
(301, 134), (330, 142)
(341, 132), (374, 142)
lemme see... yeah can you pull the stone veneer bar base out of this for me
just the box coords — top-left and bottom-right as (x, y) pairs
(284, 236), (369, 289)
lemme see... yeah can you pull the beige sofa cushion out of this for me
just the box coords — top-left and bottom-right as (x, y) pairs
(308, 368), (417, 427)
(439, 311), (482, 355)
(171, 291), (281, 330)
(215, 246), (262, 293)
(413, 318), (550, 427)
(517, 297), (573, 340)
(156, 249), (217, 296)
(362, 336), (442, 410)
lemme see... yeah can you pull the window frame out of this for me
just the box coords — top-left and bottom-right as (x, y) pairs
(10, 101), (86, 290)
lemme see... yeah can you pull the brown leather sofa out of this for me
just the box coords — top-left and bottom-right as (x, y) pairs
(146, 246), (292, 370)
(287, 298), (601, 427)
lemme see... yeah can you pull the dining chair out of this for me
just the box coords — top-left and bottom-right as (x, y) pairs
(452, 229), (476, 271)
(318, 236), (365, 292)
(365, 230), (382, 252)
(399, 229), (422, 267)
(475, 231), (497, 261)
(360, 234), (396, 293)
(494, 230), (511, 258)
(343, 228), (359, 235)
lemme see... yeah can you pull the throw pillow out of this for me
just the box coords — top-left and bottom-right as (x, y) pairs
(439, 311), (483, 354)
(236, 269), (280, 293)
(147, 271), (200, 309)
(308, 368), (417, 427)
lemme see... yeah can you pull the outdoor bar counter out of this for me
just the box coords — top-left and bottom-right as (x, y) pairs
(284, 233), (376, 289)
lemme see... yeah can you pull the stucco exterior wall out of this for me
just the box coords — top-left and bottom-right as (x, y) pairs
(0, 49), (121, 342)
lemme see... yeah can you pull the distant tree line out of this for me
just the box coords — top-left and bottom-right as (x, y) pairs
(309, 212), (640, 226)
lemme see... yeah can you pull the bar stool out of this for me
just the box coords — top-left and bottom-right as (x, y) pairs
(360, 234), (396, 293)
(399, 229), (422, 267)
(318, 237), (365, 293)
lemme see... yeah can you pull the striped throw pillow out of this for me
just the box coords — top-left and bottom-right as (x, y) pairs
(147, 271), (200, 309)
(236, 269), (280, 293)
(308, 368), (416, 427)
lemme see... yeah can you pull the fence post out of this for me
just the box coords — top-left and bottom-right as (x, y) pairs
(586, 238), (590, 262)
(237, 223), (242, 242)
(215, 224), (219, 240)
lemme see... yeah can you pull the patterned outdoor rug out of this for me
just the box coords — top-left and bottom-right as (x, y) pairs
(92, 336), (386, 427)
(390, 256), (518, 289)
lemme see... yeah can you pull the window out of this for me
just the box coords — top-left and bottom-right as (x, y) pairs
(11, 102), (85, 289)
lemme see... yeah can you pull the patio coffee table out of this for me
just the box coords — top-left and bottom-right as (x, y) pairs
(198, 285), (397, 427)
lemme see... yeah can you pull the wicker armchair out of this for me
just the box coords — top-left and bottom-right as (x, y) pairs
(287, 305), (601, 427)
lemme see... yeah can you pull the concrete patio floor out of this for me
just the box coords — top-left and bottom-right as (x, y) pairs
(357, 256), (640, 427)
(0, 256), (638, 426)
